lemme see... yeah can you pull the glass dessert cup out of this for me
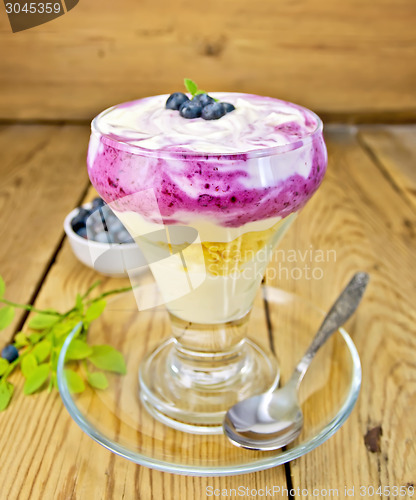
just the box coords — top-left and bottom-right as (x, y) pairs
(87, 97), (327, 434)
(134, 213), (296, 433)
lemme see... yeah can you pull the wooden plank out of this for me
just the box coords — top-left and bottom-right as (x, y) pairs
(0, 185), (288, 499)
(265, 127), (416, 497)
(358, 126), (416, 212)
(0, 0), (415, 121)
(0, 124), (89, 342)
(1, 125), (415, 498)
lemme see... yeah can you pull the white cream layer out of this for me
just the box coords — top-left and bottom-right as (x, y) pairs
(95, 93), (317, 154)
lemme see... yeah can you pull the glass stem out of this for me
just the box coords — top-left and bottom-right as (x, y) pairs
(168, 312), (251, 388)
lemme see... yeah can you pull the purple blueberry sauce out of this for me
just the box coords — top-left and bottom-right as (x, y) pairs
(87, 93), (327, 227)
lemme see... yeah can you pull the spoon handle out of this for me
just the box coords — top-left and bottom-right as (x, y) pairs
(293, 272), (369, 383)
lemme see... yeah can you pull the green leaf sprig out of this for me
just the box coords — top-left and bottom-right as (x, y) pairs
(0, 275), (132, 411)
(184, 78), (218, 101)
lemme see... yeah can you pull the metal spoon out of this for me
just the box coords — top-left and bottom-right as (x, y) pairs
(223, 272), (369, 451)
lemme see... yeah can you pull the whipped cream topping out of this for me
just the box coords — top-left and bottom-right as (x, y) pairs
(93, 93), (319, 155)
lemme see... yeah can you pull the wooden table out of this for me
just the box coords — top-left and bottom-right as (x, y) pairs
(0, 124), (415, 499)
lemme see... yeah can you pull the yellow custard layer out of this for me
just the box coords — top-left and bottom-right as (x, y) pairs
(200, 219), (285, 276)
(158, 218), (286, 277)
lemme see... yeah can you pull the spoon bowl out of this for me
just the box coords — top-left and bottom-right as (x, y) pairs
(223, 272), (369, 451)
(224, 380), (303, 450)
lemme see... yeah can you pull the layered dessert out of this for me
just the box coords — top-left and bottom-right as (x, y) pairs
(87, 92), (327, 324)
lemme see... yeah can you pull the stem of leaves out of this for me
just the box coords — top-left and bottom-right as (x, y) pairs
(0, 275), (131, 410)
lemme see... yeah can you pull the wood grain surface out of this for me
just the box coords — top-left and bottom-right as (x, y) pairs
(0, 125), (89, 342)
(358, 126), (416, 212)
(0, 124), (415, 498)
(0, 0), (415, 122)
(268, 127), (416, 498)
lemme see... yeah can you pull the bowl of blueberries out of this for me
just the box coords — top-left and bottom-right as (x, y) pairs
(64, 197), (147, 277)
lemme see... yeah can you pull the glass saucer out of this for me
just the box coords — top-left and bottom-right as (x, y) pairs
(57, 285), (361, 476)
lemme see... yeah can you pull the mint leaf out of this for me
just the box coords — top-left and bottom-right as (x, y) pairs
(32, 340), (52, 363)
(0, 306), (14, 329)
(84, 299), (106, 324)
(0, 358), (9, 376)
(64, 369), (85, 393)
(24, 363), (50, 395)
(88, 345), (126, 374)
(21, 354), (38, 378)
(29, 313), (60, 330)
(0, 276), (5, 300)
(66, 339), (93, 360)
(87, 371), (108, 390)
(184, 78), (198, 96)
(0, 381), (14, 411)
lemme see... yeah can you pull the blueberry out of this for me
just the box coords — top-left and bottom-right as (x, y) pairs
(115, 229), (133, 244)
(108, 220), (124, 234)
(179, 100), (203, 119)
(166, 92), (189, 110)
(71, 211), (88, 233)
(192, 93), (215, 107)
(95, 232), (112, 244)
(76, 227), (88, 239)
(201, 102), (227, 120)
(86, 212), (103, 237)
(1, 344), (19, 363)
(78, 208), (90, 219)
(222, 102), (236, 113)
(106, 213), (118, 226)
(91, 197), (105, 210)
(96, 206), (110, 232)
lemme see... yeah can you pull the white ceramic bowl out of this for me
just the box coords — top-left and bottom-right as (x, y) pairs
(63, 203), (147, 277)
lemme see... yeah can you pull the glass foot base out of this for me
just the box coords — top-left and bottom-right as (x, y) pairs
(139, 338), (279, 434)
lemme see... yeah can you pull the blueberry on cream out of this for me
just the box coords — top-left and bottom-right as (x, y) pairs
(165, 92), (189, 110)
(192, 93), (215, 107)
(201, 102), (227, 120)
(179, 100), (203, 119)
(165, 79), (237, 120)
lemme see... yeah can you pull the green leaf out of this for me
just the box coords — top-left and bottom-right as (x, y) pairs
(23, 363), (50, 395)
(66, 339), (93, 360)
(0, 306), (14, 329)
(51, 317), (82, 339)
(14, 332), (29, 348)
(0, 381), (14, 411)
(75, 293), (83, 312)
(88, 345), (126, 374)
(28, 332), (41, 344)
(32, 340), (52, 363)
(87, 371), (108, 390)
(184, 78), (198, 96)
(21, 354), (38, 378)
(84, 299), (106, 324)
(0, 358), (9, 376)
(0, 276), (5, 300)
(29, 313), (60, 330)
(64, 369), (85, 393)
